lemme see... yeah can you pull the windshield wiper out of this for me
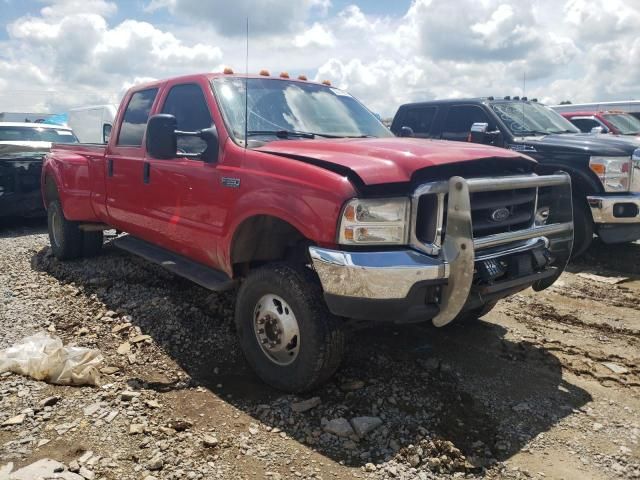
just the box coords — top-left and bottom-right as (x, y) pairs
(516, 130), (550, 136)
(246, 130), (315, 139)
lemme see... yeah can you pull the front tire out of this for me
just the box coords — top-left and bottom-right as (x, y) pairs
(454, 301), (497, 323)
(572, 195), (594, 258)
(235, 263), (345, 392)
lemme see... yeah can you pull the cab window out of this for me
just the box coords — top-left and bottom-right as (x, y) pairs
(117, 88), (158, 146)
(442, 105), (491, 141)
(402, 107), (438, 137)
(161, 83), (213, 154)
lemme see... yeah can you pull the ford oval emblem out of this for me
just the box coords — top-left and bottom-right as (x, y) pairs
(490, 207), (511, 222)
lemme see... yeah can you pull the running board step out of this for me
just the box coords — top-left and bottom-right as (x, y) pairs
(113, 235), (235, 292)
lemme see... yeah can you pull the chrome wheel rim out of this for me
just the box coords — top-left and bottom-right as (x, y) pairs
(51, 209), (62, 247)
(253, 294), (300, 366)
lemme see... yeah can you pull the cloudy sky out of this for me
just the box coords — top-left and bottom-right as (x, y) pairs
(0, 0), (639, 117)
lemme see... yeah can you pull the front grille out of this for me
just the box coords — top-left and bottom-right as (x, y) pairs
(469, 188), (536, 237)
(415, 188), (537, 245)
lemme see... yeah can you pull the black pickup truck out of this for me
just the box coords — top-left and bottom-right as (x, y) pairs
(391, 98), (640, 255)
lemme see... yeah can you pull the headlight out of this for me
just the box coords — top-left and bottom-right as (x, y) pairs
(589, 156), (632, 192)
(338, 197), (410, 245)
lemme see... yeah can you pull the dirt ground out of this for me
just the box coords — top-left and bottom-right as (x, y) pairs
(0, 218), (639, 480)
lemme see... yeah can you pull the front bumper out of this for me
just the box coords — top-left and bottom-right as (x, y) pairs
(587, 194), (640, 224)
(310, 174), (574, 326)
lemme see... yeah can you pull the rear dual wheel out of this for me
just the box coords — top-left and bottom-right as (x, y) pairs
(235, 263), (345, 393)
(48, 201), (103, 260)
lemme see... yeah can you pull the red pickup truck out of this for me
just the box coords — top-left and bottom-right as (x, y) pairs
(560, 110), (640, 137)
(42, 72), (574, 392)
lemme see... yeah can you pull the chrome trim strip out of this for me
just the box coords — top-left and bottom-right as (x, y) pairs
(308, 247), (449, 300)
(474, 237), (549, 261)
(587, 194), (640, 224)
(473, 222), (573, 250)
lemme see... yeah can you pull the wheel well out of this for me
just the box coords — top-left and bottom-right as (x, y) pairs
(231, 215), (309, 276)
(44, 175), (59, 207)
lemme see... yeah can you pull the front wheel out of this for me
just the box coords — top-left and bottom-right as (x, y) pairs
(235, 263), (345, 392)
(571, 195), (594, 258)
(453, 301), (497, 323)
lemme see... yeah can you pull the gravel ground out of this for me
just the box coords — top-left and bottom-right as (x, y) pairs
(1, 218), (639, 480)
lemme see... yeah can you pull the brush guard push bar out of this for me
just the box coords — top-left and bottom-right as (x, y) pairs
(309, 173), (573, 326)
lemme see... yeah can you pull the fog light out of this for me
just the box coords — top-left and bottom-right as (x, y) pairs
(535, 206), (550, 226)
(612, 203), (639, 218)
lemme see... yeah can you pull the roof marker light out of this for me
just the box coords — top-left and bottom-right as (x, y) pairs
(259, 69), (270, 76)
(514, 96), (520, 100)
(223, 67), (234, 74)
(280, 72), (290, 78)
(321, 79), (331, 86)
(504, 96), (511, 100)
(297, 74), (308, 81)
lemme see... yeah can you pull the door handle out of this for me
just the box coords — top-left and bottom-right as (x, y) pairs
(107, 158), (114, 177)
(143, 162), (150, 184)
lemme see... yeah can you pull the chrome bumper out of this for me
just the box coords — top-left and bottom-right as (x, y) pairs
(310, 173), (574, 327)
(587, 194), (640, 224)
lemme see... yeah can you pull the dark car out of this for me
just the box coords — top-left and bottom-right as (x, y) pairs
(391, 97), (640, 255)
(0, 122), (78, 218)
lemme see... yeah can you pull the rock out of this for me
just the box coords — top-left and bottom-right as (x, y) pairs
(291, 397), (321, 413)
(129, 423), (145, 434)
(144, 399), (161, 409)
(8, 459), (83, 480)
(146, 456), (164, 471)
(78, 451), (94, 463)
(39, 396), (61, 408)
(2, 414), (25, 426)
(512, 402), (530, 412)
(100, 366), (120, 375)
(248, 425), (259, 435)
(0, 463), (13, 477)
(602, 362), (629, 375)
(340, 379), (365, 391)
(168, 419), (192, 432)
(37, 439), (51, 448)
(130, 334), (151, 343)
(592, 422), (604, 431)
(364, 463), (376, 472)
(203, 435), (219, 448)
(142, 477), (158, 480)
(116, 342), (130, 355)
(120, 390), (141, 401)
(104, 410), (119, 423)
(407, 454), (421, 467)
(323, 418), (354, 437)
(69, 460), (80, 472)
(111, 323), (131, 333)
(83, 403), (102, 416)
(79, 466), (95, 480)
(351, 416), (383, 437)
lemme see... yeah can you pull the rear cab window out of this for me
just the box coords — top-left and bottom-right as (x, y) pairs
(402, 106), (438, 137)
(117, 88), (159, 147)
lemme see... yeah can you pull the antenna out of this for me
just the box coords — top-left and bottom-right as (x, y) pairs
(521, 70), (526, 135)
(244, 17), (249, 150)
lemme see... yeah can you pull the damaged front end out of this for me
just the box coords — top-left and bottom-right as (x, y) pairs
(0, 145), (48, 218)
(309, 173), (573, 325)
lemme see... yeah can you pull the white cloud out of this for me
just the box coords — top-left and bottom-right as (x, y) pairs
(1, 0), (640, 117)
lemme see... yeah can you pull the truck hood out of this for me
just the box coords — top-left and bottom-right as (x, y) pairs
(515, 133), (640, 157)
(256, 137), (530, 185)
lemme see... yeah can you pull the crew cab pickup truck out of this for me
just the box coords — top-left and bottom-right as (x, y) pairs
(392, 98), (640, 256)
(43, 73), (573, 392)
(557, 110), (640, 137)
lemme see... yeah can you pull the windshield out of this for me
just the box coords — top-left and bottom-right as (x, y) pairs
(0, 126), (78, 143)
(212, 77), (392, 143)
(491, 102), (580, 136)
(603, 113), (640, 135)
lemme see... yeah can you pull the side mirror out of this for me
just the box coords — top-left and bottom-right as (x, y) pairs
(146, 114), (178, 159)
(197, 126), (219, 163)
(102, 123), (112, 144)
(146, 114), (220, 163)
(399, 126), (414, 137)
(590, 126), (606, 134)
(468, 122), (489, 143)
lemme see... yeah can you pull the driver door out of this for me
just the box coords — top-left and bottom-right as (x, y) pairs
(143, 81), (225, 265)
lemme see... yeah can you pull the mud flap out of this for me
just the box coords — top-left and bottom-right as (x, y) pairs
(432, 177), (475, 327)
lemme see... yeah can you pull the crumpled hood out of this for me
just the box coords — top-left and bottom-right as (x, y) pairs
(256, 137), (530, 185)
(521, 133), (640, 157)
